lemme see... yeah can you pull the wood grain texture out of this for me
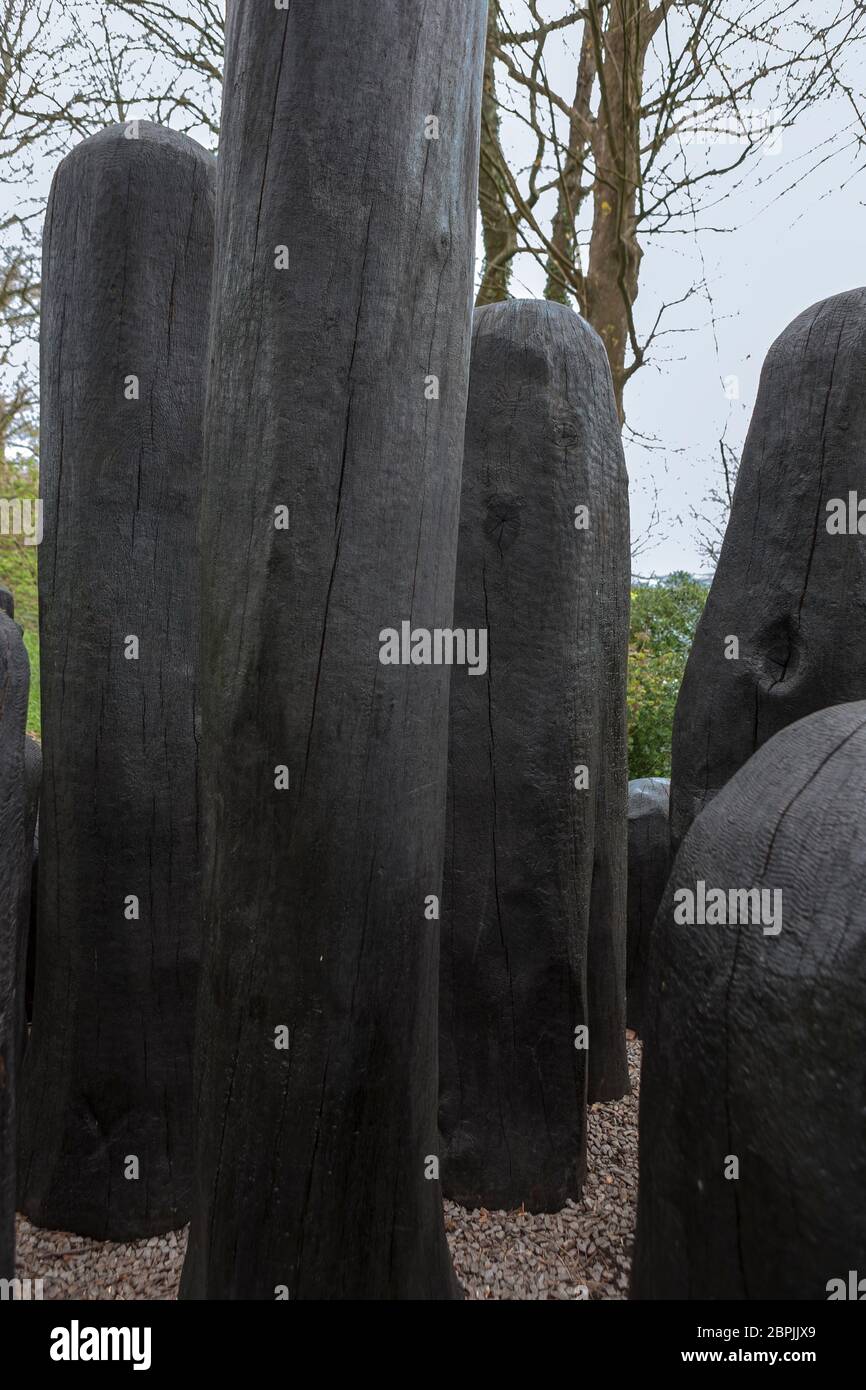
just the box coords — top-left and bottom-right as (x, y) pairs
(18, 123), (214, 1239)
(180, 0), (486, 1299)
(633, 702), (866, 1299)
(439, 300), (630, 1213)
(625, 777), (669, 1037)
(15, 734), (40, 1066)
(0, 613), (29, 1278)
(670, 289), (866, 855)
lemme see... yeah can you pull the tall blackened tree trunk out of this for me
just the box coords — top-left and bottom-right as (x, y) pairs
(181, 0), (486, 1300)
(18, 123), (214, 1239)
(439, 300), (630, 1213)
(670, 289), (866, 856)
(0, 613), (28, 1279)
(634, 703), (866, 1299)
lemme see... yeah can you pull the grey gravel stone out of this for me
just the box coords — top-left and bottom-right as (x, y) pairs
(16, 1041), (640, 1301)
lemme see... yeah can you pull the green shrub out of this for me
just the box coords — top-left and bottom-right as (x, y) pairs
(627, 570), (708, 779)
(0, 455), (40, 734)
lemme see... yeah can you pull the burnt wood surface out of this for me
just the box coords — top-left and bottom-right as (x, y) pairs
(181, 0), (486, 1299)
(0, 614), (29, 1277)
(439, 299), (630, 1213)
(18, 123), (214, 1239)
(626, 777), (669, 1037)
(634, 702), (866, 1298)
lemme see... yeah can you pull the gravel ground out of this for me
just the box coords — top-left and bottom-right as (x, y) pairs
(449, 1037), (640, 1300)
(14, 1224), (186, 1301)
(15, 1039), (640, 1301)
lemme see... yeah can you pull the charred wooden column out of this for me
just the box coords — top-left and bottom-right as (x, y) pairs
(15, 734), (41, 1063)
(633, 702), (866, 1299)
(180, 0), (486, 1299)
(439, 299), (630, 1213)
(671, 289), (866, 855)
(18, 123), (214, 1238)
(0, 613), (29, 1279)
(625, 777), (669, 1037)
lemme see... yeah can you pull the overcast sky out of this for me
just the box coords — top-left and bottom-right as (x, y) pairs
(621, 104), (864, 579)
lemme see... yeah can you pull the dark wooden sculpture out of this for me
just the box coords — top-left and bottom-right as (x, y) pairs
(671, 289), (866, 855)
(439, 299), (630, 1213)
(18, 123), (214, 1238)
(626, 777), (669, 1037)
(15, 734), (41, 1063)
(181, 0), (486, 1298)
(634, 702), (866, 1298)
(0, 613), (29, 1278)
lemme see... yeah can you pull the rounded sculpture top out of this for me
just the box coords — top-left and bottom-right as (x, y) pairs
(474, 296), (611, 361)
(54, 120), (216, 179)
(628, 777), (670, 817)
(764, 285), (866, 370)
(470, 298), (624, 451)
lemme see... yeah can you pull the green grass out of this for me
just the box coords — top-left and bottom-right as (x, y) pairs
(0, 456), (41, 734)
(22, 624), (40, 734)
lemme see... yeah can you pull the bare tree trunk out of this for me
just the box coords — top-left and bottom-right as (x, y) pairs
(477, 1), (516, 306)
(543, 22), (596, 305)
(584, 0), (650, 419)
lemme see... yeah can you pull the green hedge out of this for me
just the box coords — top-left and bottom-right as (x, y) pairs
(627, 571), (708, 780)
(0, 456), (40, 734)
